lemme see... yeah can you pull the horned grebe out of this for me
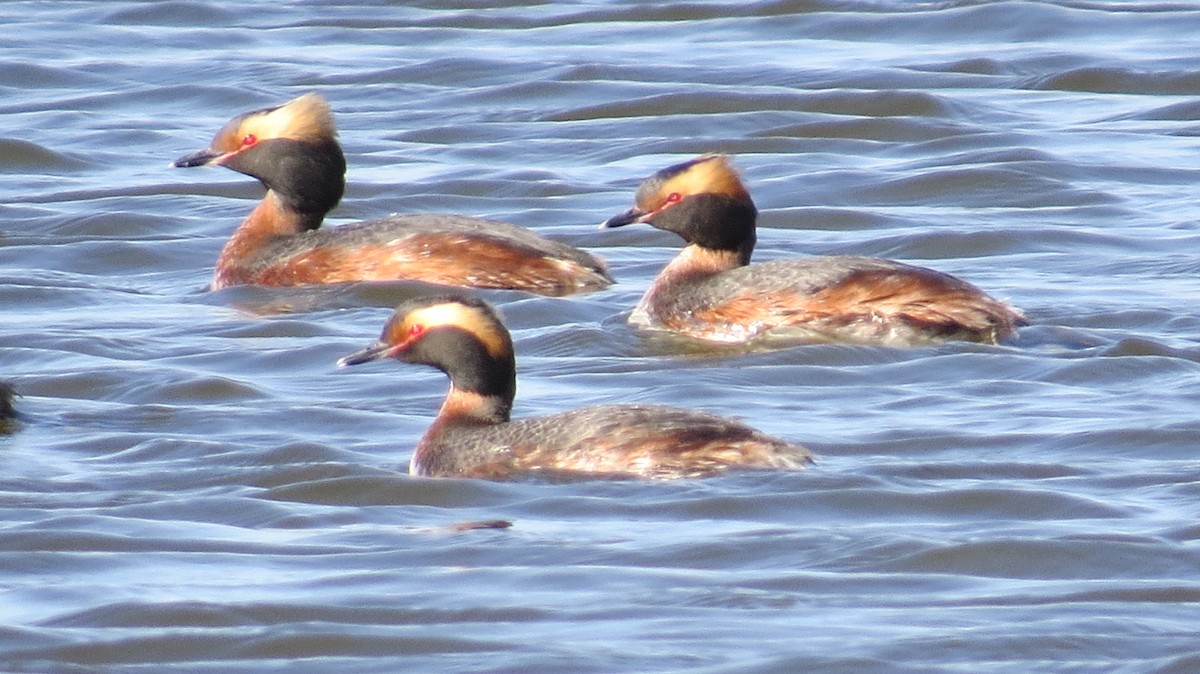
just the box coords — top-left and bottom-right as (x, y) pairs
(0, 381), (14, 420)
(602, 155), (1023, 346)
(339, 295), (812, 479)
(173, 93), (612, 295)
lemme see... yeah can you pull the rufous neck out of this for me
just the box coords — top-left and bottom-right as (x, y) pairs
(434, 386), (512, 426)
(233, 190), (323, 240)
(211, 191), (324, 289)
(411, 386), (511, 475)
(658, 243), (745, 281)
(633, 244), (745, 320)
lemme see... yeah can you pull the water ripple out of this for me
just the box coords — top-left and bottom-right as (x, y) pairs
(3, 1), (1200, 672)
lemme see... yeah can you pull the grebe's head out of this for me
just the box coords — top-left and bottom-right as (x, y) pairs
(173, 92), (345, 220)
(339, 295), (515, 401)
(173, 93), (337, 167)
(602, 155), (757, 261)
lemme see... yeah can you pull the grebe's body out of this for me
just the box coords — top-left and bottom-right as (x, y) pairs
(340, 296), (812, 480)
(0, 381), (14, 420)
(174, 93), (611, 295)
(603, 156), (1023, 346)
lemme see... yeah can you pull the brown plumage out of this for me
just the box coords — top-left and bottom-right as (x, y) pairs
(0, 381), (15, 420)
(339, 295), (812, 480)
(603, 155), (1024, 346)
(173, 93), (612, 295)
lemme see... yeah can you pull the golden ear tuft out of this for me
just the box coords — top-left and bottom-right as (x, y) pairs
(240, 92), (338, 143)
(406, 300), (511, 360)
(661, 155), (750, 200)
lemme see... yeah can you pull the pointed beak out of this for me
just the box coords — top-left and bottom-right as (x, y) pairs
(337, 341), (395, 367)
(599, 207), (649, 230)
(172, 147), (227, 168)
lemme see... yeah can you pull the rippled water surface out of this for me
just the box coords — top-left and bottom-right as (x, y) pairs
(3, 1), (1200, 672)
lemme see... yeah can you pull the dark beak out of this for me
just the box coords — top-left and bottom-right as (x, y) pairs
(337, 341), (393, 367)
(172, 147), (226, 168)
(599, 207), (648, 229)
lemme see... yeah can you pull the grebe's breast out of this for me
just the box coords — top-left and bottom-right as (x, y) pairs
(415, 403), (812, 480)
(636, 255), (1022, 346)
(241, 214), (613, 293)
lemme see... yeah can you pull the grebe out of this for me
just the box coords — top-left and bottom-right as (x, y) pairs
(339, 296), (812, 479)
(173, 93), (612, 295)
(0, 381), (14, 420)
(602, 155), (1024, 346)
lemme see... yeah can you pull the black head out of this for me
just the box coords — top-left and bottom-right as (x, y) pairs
(339, 295), (517, 405)
(172, 93), (346, 227)
(601, 155), (758, 263)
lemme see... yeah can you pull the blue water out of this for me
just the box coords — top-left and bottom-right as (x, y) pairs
(2, 1), (1199, 672)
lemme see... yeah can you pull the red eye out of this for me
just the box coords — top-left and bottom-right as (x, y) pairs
(389, 322), (424, 345)
(665, 192), (682, 204)
(240, 134), (257, 148)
